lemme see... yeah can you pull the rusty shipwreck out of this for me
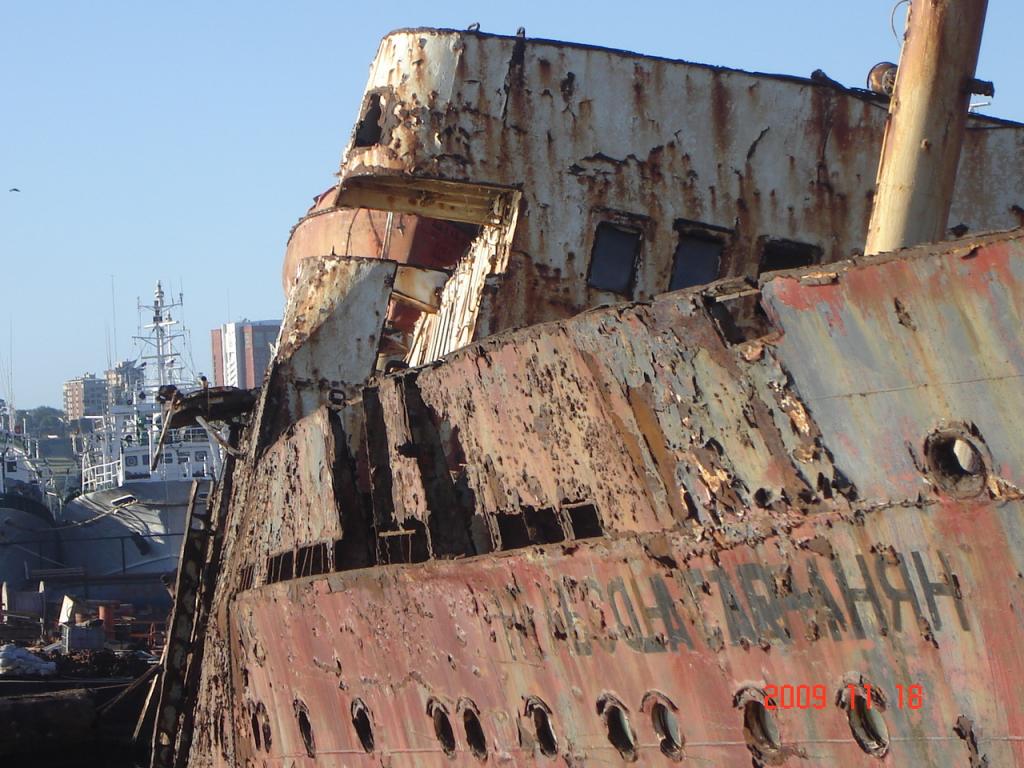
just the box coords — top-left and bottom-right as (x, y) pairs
(159, 5), (1024, 766)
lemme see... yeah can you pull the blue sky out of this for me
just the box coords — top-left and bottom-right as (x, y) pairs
(2, 1), (1022, 408)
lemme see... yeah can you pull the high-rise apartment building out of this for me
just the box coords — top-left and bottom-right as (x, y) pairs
(63, 373), (108, 421)
(105, 360), (146, 407)
(210, 320), (281, 388)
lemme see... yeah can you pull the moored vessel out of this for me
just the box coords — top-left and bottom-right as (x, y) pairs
(55, 283), (219, 610)
(0, 441), (58, 593)
(163, 5), (1024, 767)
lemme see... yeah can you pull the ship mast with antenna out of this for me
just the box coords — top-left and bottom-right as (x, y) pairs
(135, 281), (189, 393)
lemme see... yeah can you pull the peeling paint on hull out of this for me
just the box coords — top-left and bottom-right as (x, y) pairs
(185, 230), (1024, 767)
(178, 26), (1024, 768)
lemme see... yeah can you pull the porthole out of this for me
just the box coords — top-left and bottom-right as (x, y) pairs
(525, 697), (558, 757)
(294, 700), (316, 758)
(597, 694), (638, 762)
(351, 698), (374, 753)
(428, 699), (456, 757)
(461, 703), (488, 760)
(744, 700), (781, 750)
(736, 688), (781, 758)
(254, 701), (272, 753)
(924, 426), (987, 498)
(842, 682), (890, 757)
(651, 700), (684, 760)
(250, 709), (262, 751)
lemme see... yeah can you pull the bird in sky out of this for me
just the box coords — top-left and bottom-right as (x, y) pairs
(8, 188), (20, 193)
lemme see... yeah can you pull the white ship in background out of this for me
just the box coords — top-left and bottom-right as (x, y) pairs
(0, 433), (58, 592)
(79, 284), (221, 494)
(53, 283), (221, 610)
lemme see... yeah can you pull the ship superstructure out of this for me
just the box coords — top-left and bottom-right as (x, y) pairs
(168, 10), (1024, 768)
(51, 283), (220, 608)
(80, 282), (220, 493)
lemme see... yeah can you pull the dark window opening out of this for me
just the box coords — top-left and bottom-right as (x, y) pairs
(495, 512), (531, 551)
(758, 237), (822, 274)
(378, 520), (430, 565)
(333, 531), (376, 573)
(524, 506), (565, 544)
(704, 291), (772, 345)
(296, 543), (329, 578)
(239, 565), (255, 591)
(566, 504), (603, 539)
(333, 538), (348, 572)
(265, 551), (294, 584)
(354, 94), (383, 147)
(670, 231), (724, 291)
(587, 222), (642, 296)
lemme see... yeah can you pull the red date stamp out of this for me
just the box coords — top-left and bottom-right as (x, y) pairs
(764, 684), (924, 710)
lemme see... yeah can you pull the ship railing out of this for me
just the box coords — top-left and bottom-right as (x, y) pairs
(81, 457), (122, 493)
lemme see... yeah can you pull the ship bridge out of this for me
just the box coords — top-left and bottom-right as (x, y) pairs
(306, 28), (1024, 371)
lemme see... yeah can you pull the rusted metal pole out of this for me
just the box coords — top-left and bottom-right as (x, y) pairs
(865, 0), (988, 256)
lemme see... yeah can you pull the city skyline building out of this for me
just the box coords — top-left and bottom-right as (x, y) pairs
(105, 360), (146, 407)
(210, 319), (281, 388)
(62, 373), (108, 421)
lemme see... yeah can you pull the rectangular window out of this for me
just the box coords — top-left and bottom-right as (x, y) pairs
(566, 504), (603, 539)
(670, 229), (725, 291)
(587, 221), (642, 296)
(758, 238), (822, 274)
(163, 452), (174, 464)
(178, 453), (189, 464)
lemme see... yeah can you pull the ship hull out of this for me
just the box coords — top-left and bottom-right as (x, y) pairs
(53, 480), (194, 610)
(228, 495), (1021, 766)
(179, 229), (1024, 767)
(0, 495), (57, 591)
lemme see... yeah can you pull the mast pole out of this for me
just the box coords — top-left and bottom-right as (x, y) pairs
(864, 0), (989, 256)
(154, 282), (167, 388)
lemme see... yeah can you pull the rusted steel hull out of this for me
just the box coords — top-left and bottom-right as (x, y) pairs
(336, 29), (1024, 344)
(234, 502), (1018, 765)
(179, 25), (1024, 768)
(282, 193), (474, 295)
(186, 229), (1024, 766)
